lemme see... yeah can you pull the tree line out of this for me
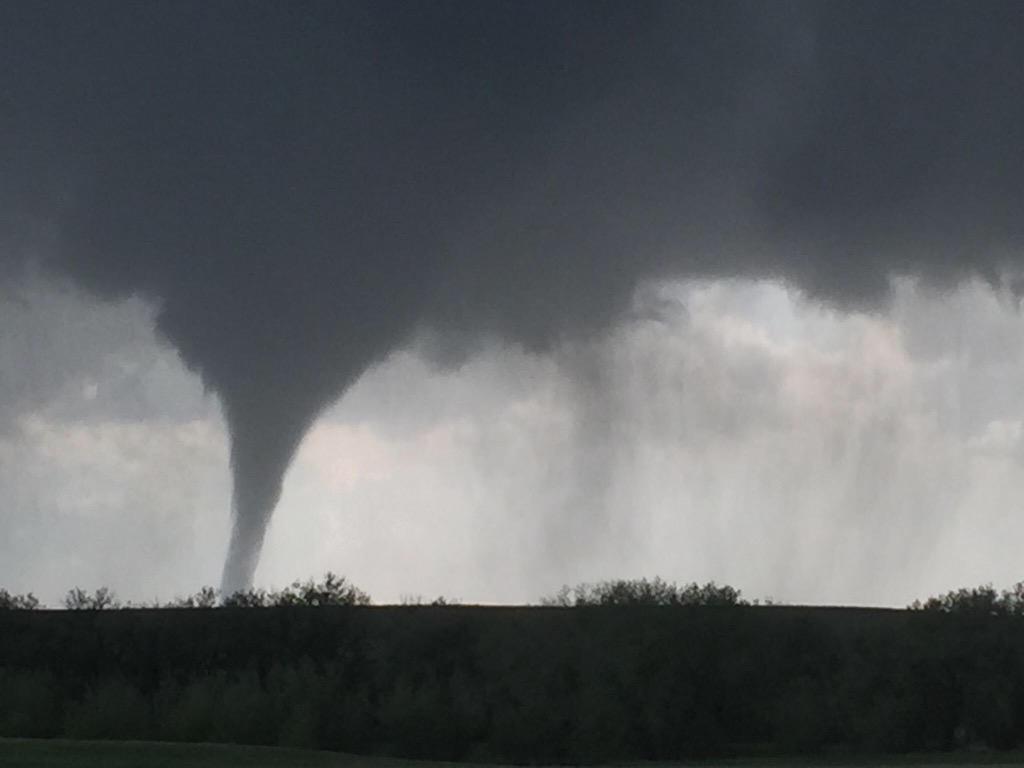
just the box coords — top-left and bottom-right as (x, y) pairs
(0, 575), (747, 610)
(4, 574), (1024, 613)
(3, 577), (1024, 760)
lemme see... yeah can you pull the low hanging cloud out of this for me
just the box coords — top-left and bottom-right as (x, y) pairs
(3, 276), (1024, 605)
(2, 2), (1024, 592)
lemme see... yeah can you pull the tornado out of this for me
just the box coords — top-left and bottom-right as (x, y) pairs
(3, 1), (1024, 591)
(219, 395), (313, 596)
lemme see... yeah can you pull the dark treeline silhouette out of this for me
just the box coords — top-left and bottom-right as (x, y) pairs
(541, 577), (749, 607)
(0, 589), (39, 610)
(3, 577), (1024, 761)
(218, 573), (371, 609)
(0, 576), (743, 611)
(0, 574), (370, 611)
(909, 582), (1024, 616)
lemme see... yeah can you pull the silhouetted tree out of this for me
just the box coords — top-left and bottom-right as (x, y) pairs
(158, 586), (220, 608)
(541, 578), (747, 607)
(0, 589), (40, 609)
(220, 587), (270, 608)
(909, 582), (1024, 616)
(63, 587), (119, 610)
(270, 572), (371, 606)
(220, 573), (371, 607)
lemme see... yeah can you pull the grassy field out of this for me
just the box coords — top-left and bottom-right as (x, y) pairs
(0, 739), (460, 768)
(5, 739), (1024, 768)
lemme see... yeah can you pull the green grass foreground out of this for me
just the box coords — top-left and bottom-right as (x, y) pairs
(5, 740), (1024, 768)
(0, 738), (456, 768)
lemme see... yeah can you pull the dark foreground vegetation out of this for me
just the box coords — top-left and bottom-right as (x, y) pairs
(7, 739), (1024, 768)
(0, 737), (391, 768)
(3, 578), (1024, 764)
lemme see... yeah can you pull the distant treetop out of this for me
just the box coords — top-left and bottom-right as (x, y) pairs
(0, 589), (39, 610)
(540, 577), (748, 607)
(910, 581), (1024, 616)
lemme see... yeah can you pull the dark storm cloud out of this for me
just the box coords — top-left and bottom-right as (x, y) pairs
(2, 0), (1022, 591)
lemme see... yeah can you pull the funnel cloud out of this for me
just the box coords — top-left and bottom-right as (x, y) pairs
(2, 2), (1024, 592)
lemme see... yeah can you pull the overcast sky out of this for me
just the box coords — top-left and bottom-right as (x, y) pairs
(3, 2), (1024, 604)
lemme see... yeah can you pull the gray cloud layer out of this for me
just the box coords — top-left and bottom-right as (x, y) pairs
(2, 2), (1023, 590)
